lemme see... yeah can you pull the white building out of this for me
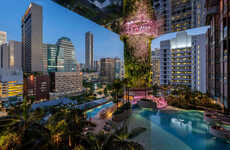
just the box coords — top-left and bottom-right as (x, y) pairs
(160, 31), (206, 93)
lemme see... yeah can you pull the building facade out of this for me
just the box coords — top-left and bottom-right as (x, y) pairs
(94, 60), (101, 72)
(0, 41), (22, 70)
(85, 32), (94, 70)
(0, 31), (6, 46)
(160, 32), (206, 93)
(23, 74), (50, 101)
(47, 44), (58, 72)
(50, 72), (83, 98)
(22, 3), (43, 73)
(160, 40), (171, 85)
(153, 0), (206, 33)
(192, 34), (206, 93)
(56, 37), (77, 72)
(114, 58), (121, 79)
(42, 44), (48, 72)
(152, 49), (160, 85)
(100, 58), (115, 82)
(206, 0), (230, 110)
(0, 69), (23, 100)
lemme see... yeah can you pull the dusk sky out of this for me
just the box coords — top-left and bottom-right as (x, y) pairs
(0, 0), (209, 63)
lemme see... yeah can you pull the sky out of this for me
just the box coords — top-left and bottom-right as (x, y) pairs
(0, 0), (209, 63)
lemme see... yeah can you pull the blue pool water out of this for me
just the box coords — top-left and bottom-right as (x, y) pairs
(86, 101), (114, 119)
(131, 108), (230, 150)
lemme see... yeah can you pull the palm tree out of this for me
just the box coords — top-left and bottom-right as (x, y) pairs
(122, 78), (130, 103)
(87, 121), (146, 150)
(0, 99), (52, 150)
(111, 79), (123, 109)
(102, 122), (146, 150)
(46, 107), (95, 150)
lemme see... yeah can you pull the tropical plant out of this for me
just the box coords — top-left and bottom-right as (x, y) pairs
(46, 107), (95, 150)
(111, 79), (123, 109)
(0, 99), (51, 150)
(102, 122), (146, 150)
(87, 121), (146, 150)
(122, 78), (131, 103)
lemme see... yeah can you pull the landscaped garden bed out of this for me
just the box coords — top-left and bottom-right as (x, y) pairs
(112, 102), (131, 122)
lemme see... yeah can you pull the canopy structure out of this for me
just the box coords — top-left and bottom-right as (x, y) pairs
(53, 0), (163, 88)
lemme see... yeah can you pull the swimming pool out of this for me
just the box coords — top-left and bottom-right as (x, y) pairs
(128, 108), (230, 150)
(86, 101), (114, 119)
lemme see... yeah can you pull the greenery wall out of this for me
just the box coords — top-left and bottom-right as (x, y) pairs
(122, 36), (152, 88)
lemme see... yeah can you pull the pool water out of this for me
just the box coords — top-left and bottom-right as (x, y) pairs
(86, 101), (114, 119)
(129, 108), (230, 150)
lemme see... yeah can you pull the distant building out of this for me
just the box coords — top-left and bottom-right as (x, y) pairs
(153, 0), (206, 33)
(56, 37), (77, 72)
(50, 72), (83, 98)
(0, 41), (22, 70)
(114, 58), (121, 79)
(94, 60), (101, 72)
(85, 32), (94, 70)
(46, 44), (58, 72)
(152, 49), (160, 85)
(120, 62), (125, 79)
(22, 3), (43, 72)
(0, 69), (23, 101)
(0, 31), (6, 46)
(100, 58), (115, 82)
(42, 44), (48, 72)
(100, 57), (122, 82)
(160, 31), (206, 93)
(83, 72), (100, 82)
(23, 73), (50, 101)
(160, 40), (171, 85)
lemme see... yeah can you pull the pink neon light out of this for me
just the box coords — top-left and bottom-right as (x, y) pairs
(132, 95), (167, 109)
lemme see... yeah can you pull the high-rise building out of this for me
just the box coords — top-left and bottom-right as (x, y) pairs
(56, 37), (77, 72)
(0, 31), (7, 46)
(114, 58), (121, 79)
(153, 0), (206, 33)
(94, 60), (101, 72)
(160, 40), (171, 85)
(100, 57), (121, 82)
(22, 3), (43, 73)
(42, 44), (48, 72)
(160, 31), (206, 92)
(1, 44), (9, 69)
(0, 41), (22, 70)
(85, 32), (94, 70)
(192, 34), (206, 93)
(206, 0), (230, 110)
(152, 49), (160, 85)
(47, 44), (58, 72)
(100, 58), (115, 82)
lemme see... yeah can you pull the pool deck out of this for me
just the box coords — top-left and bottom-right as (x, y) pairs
(90, 102), (122, 133)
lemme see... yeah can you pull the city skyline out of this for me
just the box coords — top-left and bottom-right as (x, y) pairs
(0, 0), (209, 64)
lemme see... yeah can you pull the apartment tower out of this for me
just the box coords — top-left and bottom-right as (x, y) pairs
(85, 32), (94, 70)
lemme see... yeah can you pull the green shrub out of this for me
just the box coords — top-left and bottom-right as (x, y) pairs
(113, 102), (131, 115)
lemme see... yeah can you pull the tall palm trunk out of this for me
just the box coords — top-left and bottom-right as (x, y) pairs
(127, 87), (129, 103)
